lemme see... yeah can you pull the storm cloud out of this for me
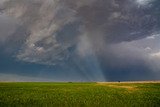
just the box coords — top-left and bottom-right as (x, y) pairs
(0, 0), (160, 81)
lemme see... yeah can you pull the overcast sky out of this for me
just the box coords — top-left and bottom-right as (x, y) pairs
(0, 0), (160, 81)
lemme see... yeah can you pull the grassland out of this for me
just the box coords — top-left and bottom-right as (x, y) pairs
(0, 82), (160, 107)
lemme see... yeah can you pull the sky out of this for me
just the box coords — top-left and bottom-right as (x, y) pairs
(0, 0), (160, 81)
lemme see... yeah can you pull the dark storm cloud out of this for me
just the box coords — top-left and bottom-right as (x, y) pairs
(70, 0), (158, 42)
(1, 0), (159, 61)
(0, 0), (160, 81)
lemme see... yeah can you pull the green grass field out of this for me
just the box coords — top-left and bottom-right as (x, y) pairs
(0, 82), (160, 107)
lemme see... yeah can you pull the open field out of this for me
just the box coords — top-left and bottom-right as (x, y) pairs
(0, 82), (160, 107)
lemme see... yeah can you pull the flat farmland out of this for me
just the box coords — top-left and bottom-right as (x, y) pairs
(0, 82), (160, 107)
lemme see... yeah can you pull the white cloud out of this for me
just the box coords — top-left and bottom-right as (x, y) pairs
(136, 0), (154, 5)
(146, 34), (159, 40)
(150, 52), (160, 58)
(146, 36), (155, 39)
(148, 52), (160, 72)
(145, 47), (152, 51)
(77, 34), (93, 57)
